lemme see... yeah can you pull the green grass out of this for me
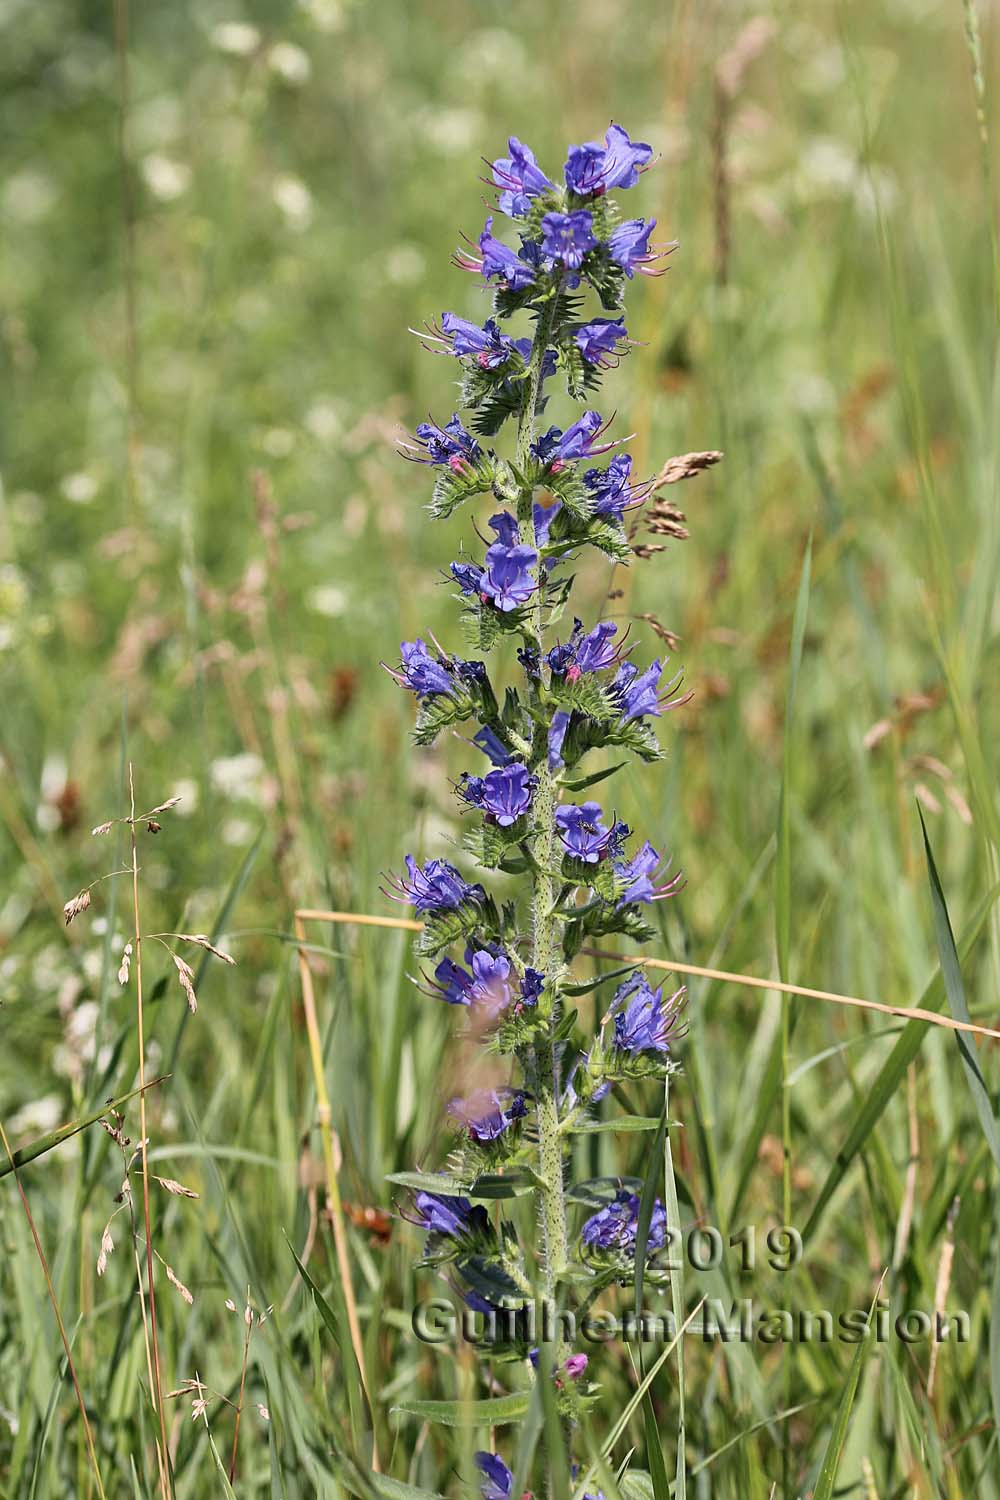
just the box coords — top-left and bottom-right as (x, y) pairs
(3, 0), (1000, 1493)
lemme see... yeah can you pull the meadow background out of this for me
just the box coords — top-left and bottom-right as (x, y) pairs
(2, 0), (1000, 1494)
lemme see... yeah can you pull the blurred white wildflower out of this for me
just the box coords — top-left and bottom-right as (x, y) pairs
(384, 243), (426, 286)
(421, 107), (482, 154)
(798, 138), (857, 196)
(260, 427), (295, 457)
(221, 817), (255, 847)
(272, 175), (313, 229)
(61, 471), (98, 505)
(142, 154), (191, 202)
(8, 1093), (63, 1139)
(455, 28), (527, 79)
(304, 398), (344, 443)
(172, 777), (199, 816)
(210, 752), (264, 802)
(31, 943), (69, 995)
(2, 169), (57, 224)
(789, 373), (836, 416)
(268, 41), (311, 84)
(133, 94), (183, 150)
(53, 1000), (102, 1079)
(307, 585), (348, 618)
(794, 138), (898, 218)
(40, 754), (68, 803)
(37, 804), (61, 834)
(297, 0), (344, 31)
(211, 21), (261, 55)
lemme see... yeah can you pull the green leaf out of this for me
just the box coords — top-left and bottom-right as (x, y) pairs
(373, 1480), (445, 1500)
(920, 808), (1000, 1169)
(802, 879), (1000, 1243)
(391, 1392), (529, 1427)
(385, 1168), (536, 1200)
(776, 536), (811, 980)
(286, 1239), (371, 1450)
(568, 1116), (666, 1135)
(562, 964), (636, 997)
(567, 1175), (643, 1207)
(662, 1076), (687, 1499)
(0, 1076), (168, 1180)
(812, 1286), (880, 1500)
(561, 761), (628, 793)
(634, 1101), (670, 1499)
(384, 1169), (468, 1195)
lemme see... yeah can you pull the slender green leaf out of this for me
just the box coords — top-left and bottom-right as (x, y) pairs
(391, 1392), (530, 1427)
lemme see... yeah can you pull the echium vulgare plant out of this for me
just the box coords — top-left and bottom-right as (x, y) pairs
(385, 124), (696, 1479)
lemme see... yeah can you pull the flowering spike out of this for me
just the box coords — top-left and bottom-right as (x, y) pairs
(389, 122), (716, 1476)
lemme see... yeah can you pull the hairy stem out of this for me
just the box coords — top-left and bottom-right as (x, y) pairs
(516, 295), (570, 1304)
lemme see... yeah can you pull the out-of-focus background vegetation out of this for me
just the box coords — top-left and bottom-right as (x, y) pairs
(3, 0), (1000, 1494)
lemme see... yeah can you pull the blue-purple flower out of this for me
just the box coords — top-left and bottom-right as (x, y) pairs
(565, 123), (653, 197)
(482, 512), (538, 611)
(584, 454), (644, 518)
(540, 210), (597, 270)
(614, 839), (662, 903)
(385, 856), (484, 913)
(548, 619), (620, 679)
(405, 413), (482, 471)
(451, 514), (538, 612)
(534, 410), (622, 468)
(611, 660), (663, 721)
(387, 638), (457, 697)
(462, 763), (535, 825)
(533, 498), (561, 547)
(438, 313), (527, 368)
(449, 1088), (528, 1143)
(580, 1189), (666, 1253)
(611, 971), (686, 1053)
(548, 709), (571, 770)
(572, 316), (628, 367)
(556, 801), (615, 863)
(608, 217), (663, 277)
(520, 968), (544, 1007)
(413, 1190), (487, 1238)
(475, 1452), (513, 1500)
(460, 216), (539, 290)
(473, 725), (513, 766)
(492, 136), (554, 218)
(430, 949), (515, 1015)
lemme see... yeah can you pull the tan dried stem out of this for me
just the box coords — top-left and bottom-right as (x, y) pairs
(293, 911), (380, 1470)
(129, 765), (172, 1499)
(293, 909), (1000, 1044)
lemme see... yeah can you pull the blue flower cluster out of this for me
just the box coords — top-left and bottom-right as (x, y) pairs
(384, 123), (698, 1470)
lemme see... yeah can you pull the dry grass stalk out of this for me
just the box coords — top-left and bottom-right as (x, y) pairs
(172, 955), (198, 1014)
(174, 933), (236, 965)
(928, 1196), (960, 1398)
(63, 888), (92, 925)
(126, 765), (172, 1499)
(154, 1176), (199, 1199)
(635, 613), (682, 652)
(293, 911), (380, 1470)
(653, 450), (723, 487)
(292, 908), (1000, 1043)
